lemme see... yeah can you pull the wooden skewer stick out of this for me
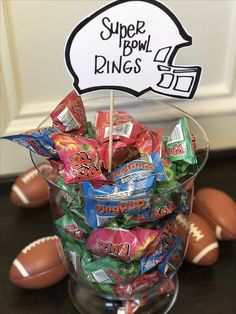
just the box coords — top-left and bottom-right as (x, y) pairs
(108, 90), (114, 173)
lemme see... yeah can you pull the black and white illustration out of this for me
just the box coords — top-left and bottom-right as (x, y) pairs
(65, 0), (202, 99)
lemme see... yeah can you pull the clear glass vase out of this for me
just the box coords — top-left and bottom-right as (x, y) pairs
(30, 94), (209, 314)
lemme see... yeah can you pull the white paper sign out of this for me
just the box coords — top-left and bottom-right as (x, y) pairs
(65, 0), (202, 99)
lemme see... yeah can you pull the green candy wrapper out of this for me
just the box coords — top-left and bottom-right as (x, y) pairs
(166, 117), (197, 165)
(105, 213), (146, 229)
(64, 241), (140, 285)
(55, 214), (91, 242)
(55, 177), (86, 221)
(87, 121), (96, 139)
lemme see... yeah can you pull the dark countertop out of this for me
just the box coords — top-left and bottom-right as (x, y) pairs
(1, 150), (236, 314)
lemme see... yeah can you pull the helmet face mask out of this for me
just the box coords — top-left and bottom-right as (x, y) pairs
(151, 37), (201, 99)
(65, 0), (202, 100)
(154, 64), (201, 99)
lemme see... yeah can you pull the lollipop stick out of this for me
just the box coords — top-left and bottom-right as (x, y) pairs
(108, 90), (114, 172)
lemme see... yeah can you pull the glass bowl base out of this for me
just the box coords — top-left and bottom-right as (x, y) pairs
(68, 275), (179, 314)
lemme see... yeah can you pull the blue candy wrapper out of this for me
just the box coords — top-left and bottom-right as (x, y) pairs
(82, 173), (156, 227)
(2, 127), (59, 158)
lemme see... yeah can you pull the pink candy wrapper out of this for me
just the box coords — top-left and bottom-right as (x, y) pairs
(52, 134), (104, 183)
(86, 227), (164, 262)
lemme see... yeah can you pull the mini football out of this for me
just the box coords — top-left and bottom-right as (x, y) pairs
(9, 235), (68, 289)
(193, 188), (236, 240)
(10, 163), (51, 208)
(176, 212), (219, 265)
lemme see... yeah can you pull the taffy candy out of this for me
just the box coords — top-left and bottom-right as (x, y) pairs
(165, 117), (197, 165)
(50, 90), (87, 134)
(86, 227), (164, 262)
(2, 127), (59, 158)
(53, 134), (104, 183)
(95, 111), (146, 144)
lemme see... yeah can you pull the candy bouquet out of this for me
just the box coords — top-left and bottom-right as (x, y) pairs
(2, 91), (209, 313)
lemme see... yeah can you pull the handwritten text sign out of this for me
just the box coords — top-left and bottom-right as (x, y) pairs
(65, 0), (201, 99)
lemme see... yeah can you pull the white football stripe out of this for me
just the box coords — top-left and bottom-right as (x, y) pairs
(13, 259), (29, 277)
(216, 226), (222, 240)
(12, 185), (29, 204)
(192, 242), (219, 264)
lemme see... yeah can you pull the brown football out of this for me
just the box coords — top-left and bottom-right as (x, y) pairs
(176, 212), (219, 265)
(9, 235), (68, 289)
(193, 188), (236, 240)
(10, 163), (50, 208)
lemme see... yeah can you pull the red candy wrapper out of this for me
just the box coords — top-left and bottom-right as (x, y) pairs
(135, 128), (162, 155)
(123, 278), (175, 314)
(114, 271), (163, 297)
(95, 111), (146, 144)
(99, 141), (138, 170)
(135, 129), (153, 154)
(86, 227), (164, 262)
(51, 90), (87, 135)
(52, 134), (103, 184)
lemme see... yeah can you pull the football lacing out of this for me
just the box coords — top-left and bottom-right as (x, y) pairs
(190, 223), (204, 242)
(22, 169), (38, 184)
(22, 236), (58, 254)
(21, 164), (49, 184)
(176, 214), (189, 231)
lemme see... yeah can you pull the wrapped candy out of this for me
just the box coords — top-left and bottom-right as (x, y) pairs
(165, 117), (197, 165)
(50, 90), (87, 135)
(99, 141), (138, 170)
(64, 241), (140, 285)
(52, 134), (104, 183)
(55, 215), (84, 242)
(2, 127), (59, 158)
(82, 174), (155, 227)
(2, 89), (200, 308)
(95, 111), (146, 144)
(86, 226), (164, 262)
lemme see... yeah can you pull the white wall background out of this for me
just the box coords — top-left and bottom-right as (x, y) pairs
(1, 0), (236, 176)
